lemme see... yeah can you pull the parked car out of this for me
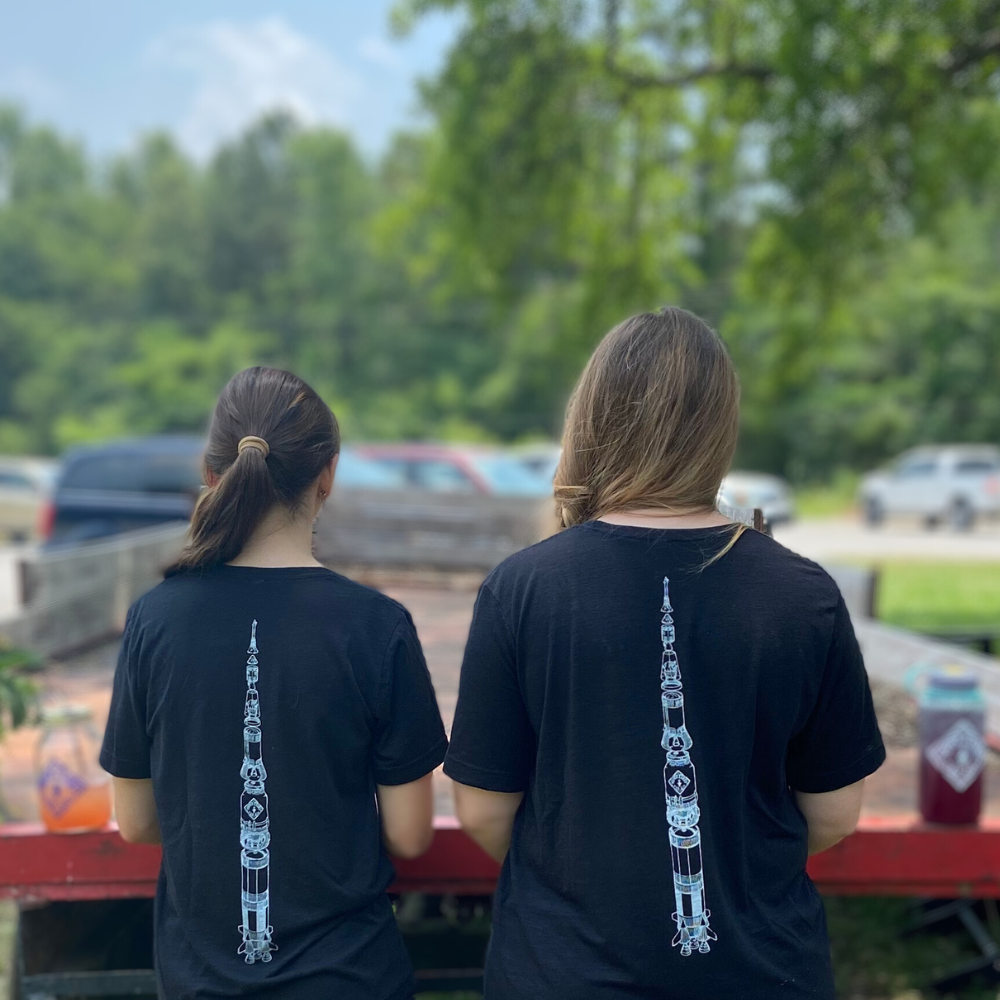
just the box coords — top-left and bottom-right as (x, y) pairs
(357, 444), (549, 496)
(42, 437), (204, 546)
(334, 448), (407, 490)
(858, 445), (1000, 530)
(719, 472), (795, 526)
(0, 458), (58, 543)
(511, 443), (561, 487)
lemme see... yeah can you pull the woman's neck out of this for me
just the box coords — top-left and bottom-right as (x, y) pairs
(598, 507), (730, 529)
(227, 507), (324, 568)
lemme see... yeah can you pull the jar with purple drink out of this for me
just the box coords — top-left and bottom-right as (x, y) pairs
(911, 665), (986, 825)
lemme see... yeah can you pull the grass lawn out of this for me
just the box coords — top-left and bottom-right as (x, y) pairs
(794, 471), (862, 520)
(871, 561), (1000, 633)
(0, 900), (14, 1000)
(827, 897), (1000, 999)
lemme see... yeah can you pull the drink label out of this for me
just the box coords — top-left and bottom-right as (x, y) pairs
(926, 718), (986, 793)
(38, 759), (87, 818)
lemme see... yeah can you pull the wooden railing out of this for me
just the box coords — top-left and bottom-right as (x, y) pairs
(0, 523), (188, 657)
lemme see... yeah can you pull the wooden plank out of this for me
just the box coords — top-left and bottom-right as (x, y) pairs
(4, 817), (1000, 901)
(0, 523), (187, 656)
(0, 822), (161, 901)
(314, 490), (548, 571)
(809, 815), (1000, 898)
(391, 818), (500, 895)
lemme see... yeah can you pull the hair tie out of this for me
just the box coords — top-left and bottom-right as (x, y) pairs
(237, 436), (269, 458)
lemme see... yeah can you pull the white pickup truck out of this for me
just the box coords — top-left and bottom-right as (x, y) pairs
(858, 445), (1000, 530)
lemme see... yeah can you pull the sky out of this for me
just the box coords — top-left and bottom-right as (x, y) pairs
(0, 1), (461, 161)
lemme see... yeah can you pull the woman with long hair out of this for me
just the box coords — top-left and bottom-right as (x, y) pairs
(445, 308), (884, 999)
(101, 367), (446, 1000)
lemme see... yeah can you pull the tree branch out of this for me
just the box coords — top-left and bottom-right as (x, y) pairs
(602, 0), (774, 89)
(941, 28), (1000, 77)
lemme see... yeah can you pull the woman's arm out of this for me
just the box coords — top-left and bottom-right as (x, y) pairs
(377, 773), (435, 859)
(452, 781), (524, 863)
(113, 777), (161, 844)
(794, 778), (865, 855)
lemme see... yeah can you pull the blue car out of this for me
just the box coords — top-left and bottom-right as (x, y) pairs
(42, 437), (205, 546)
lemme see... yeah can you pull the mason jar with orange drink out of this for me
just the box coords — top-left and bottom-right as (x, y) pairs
(36, 704), (112, 833)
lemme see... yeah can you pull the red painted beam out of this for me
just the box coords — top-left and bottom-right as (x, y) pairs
(0, 818), (500, 902)
(0, 822), (160, 901)
(2, 815), (999, 902)
(808, 815), (1000, 898)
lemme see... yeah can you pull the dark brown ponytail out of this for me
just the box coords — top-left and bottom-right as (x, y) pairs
(167, 367), (339, 575)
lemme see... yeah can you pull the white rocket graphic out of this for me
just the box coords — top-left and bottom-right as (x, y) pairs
(661, 578), (716, 955)
(238, 620), (276, 963)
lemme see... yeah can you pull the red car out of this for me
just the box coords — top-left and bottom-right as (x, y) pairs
(355, 444), (547, 496)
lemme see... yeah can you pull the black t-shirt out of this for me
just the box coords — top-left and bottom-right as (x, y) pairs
(444, 522), (885, 1000)
(101, 565), (447, 1000)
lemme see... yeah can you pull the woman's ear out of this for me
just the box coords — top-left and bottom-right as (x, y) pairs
(205, 468), (219, 488)
(318, 455), (337, 500)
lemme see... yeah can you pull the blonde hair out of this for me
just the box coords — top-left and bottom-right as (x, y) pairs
(554, 307), (741, 545)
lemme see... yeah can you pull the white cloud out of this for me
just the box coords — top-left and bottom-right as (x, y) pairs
(147, 18), (363, 158)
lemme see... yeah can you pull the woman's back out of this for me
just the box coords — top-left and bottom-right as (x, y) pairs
(445, 522), (884, 999)
(103, 565), (446, 999)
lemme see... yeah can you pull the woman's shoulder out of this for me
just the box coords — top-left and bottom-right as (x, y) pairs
(730, 528), (845, 612)
(480, 524), (616, 604)
(483, 523), (845, 617)
(130, 566), (411, 631)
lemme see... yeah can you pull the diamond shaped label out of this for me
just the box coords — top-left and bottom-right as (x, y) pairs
(926, 718), (985, 793)
(668, 771), (691, 796)
(38, 759), (87, 818)
(244, 798), (264, 821)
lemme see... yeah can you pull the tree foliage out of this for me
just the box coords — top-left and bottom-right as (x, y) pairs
(1, 0), (999, 478)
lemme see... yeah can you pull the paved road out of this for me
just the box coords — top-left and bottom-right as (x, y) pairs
(773, 516), (1000, 562)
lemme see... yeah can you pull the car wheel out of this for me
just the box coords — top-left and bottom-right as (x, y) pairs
(949, 498), (975, 532)
(863, 498), (885, 527)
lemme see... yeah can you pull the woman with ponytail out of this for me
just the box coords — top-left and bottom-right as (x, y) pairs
(444, 309), (885, 999)
(101, 367), (447, 1000)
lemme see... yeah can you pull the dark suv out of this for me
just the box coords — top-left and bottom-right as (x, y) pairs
(42, 437), (204, 546)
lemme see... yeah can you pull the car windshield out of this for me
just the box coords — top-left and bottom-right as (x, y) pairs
(336, 450), (405, 489)
(467, 455), (551, 496)
(62, 451), (203, 493)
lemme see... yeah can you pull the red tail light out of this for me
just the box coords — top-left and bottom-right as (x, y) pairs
(37, 499), (55, 540)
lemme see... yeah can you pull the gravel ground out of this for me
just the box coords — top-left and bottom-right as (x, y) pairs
(870, 679), (918, 748)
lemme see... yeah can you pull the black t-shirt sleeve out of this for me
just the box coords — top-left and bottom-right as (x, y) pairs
(443, 583), (534, 793)
(786, 593), (886, 793)
(100, 608), (152, 780)
(371, 612), (448, 786)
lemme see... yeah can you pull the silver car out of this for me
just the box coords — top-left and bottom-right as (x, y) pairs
(0, 458), (58, 542)
(718, 472), (794, 526)
(859, 445), (1000, 530)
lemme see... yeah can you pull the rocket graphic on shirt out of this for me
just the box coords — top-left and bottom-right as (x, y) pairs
(238, 619), (276, 964)
(661, 577), (716, 956)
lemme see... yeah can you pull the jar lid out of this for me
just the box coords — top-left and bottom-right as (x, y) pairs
(929, 665), (979, 690)
(40, 703), (94, 726)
